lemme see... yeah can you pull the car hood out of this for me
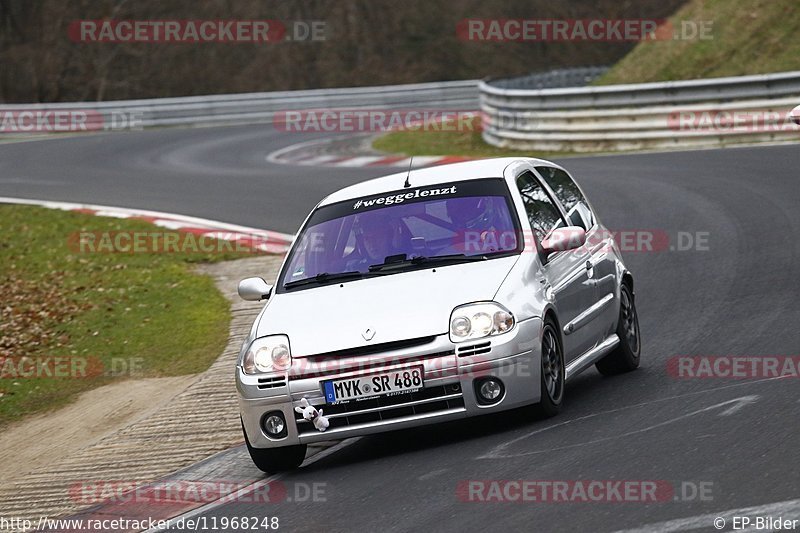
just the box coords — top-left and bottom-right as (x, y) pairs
(257, 256), (519, 357)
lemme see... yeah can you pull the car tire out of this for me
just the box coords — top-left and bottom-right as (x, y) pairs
(534, 317), (565, 418)
(242, 419), (307, 473)
(596, 283), (641, 376)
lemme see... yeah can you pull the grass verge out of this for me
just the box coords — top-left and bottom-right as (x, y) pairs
(595, 0), (800, 85)
(0, 205), (254, 426)
(372, 117), (576, 159)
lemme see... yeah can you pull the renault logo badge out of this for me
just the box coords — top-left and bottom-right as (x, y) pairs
(362, 328), (375, 341)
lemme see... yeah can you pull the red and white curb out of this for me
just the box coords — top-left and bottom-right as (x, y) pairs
(0, 196), (294, 254)
(266, 137), (475, 169)
(281, 153), (475, 168)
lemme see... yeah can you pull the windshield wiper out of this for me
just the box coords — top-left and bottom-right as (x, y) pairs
(283, 271), (365, 290)
(368, 254), (487, 272)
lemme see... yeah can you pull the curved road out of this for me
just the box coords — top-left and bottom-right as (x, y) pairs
(2, 128), (799, 532)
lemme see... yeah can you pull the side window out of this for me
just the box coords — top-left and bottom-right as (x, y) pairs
(515, 171), (566, 241)
(535, 166), (594, 230)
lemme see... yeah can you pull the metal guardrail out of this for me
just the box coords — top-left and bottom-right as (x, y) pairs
(487, 67), (608, 90)
(481, 71), (800, 152)
(0, 80), (479, 132)
(4, 72), (797, 152)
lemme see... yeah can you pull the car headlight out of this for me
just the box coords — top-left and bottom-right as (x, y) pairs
(242, 335), (292, 375)
(449, 302), (515, 343)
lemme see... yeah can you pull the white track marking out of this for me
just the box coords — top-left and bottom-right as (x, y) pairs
(296, 154), (344, 165)
(332, 155), (384, 166)
(478, 375), (793, 461)
(480, 395), (760, 460)
(265, 136), (343, 165)
(719, 395), (759, 416)
(611, 497), (800, 533)
(391, 156), (446, 168)
(92, 209), (135, 219)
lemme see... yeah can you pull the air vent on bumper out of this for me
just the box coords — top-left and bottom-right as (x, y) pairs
(456, 341), (491, 357)
(257, 376), (287, 389)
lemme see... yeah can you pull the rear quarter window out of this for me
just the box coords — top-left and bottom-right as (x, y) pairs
(535, 166), (595, 230)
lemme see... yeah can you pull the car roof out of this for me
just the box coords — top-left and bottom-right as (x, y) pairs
(318, 157), (556, 206)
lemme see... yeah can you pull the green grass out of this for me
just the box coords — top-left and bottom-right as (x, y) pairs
(372, 117), (575, 159)
(595, 0), (800, 85)
(0, 205), (254, 426)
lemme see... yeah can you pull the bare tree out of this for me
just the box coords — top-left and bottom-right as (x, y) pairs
(0, 0), (687, 103)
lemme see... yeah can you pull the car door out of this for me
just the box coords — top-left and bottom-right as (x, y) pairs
(534, 165), (618, 345)
(514, 170), (598, 362)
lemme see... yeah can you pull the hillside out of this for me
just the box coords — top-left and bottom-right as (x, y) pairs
(596, 0), (800, 84)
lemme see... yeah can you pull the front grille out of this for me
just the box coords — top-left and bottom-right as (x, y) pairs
(257, 376), (287, 389)
(294, 384), (464, 435)
(457, 341), (491, 357)
(290, 349), (455, 380)
(303, 336), (438, 361)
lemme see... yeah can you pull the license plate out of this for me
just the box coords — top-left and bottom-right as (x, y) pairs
(323, 366), (424, 404)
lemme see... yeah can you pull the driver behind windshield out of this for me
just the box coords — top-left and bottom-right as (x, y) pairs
(345, 212), (404, 270)
(443, 196), (511, 254)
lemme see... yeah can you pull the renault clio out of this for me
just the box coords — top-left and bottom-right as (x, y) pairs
(236, 158), (641, 473)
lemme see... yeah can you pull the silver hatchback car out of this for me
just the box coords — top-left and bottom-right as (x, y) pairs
(236, 158), (641, 473)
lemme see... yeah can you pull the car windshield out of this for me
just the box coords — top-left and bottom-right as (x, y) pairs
(278, 178), (521, 291)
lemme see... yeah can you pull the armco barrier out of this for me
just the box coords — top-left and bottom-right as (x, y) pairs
(4, 72), (798, 153)
(0, 80), (479, 132)
(480, 71), (800, 152)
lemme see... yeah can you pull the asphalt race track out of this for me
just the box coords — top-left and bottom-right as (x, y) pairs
(2, 128), (799, 532)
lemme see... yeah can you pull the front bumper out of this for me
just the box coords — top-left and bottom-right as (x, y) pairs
(238, 317), (542, 448)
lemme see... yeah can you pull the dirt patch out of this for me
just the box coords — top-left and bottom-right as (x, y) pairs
(0, 254), (288, 523)
(0, 374), (194, 482)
